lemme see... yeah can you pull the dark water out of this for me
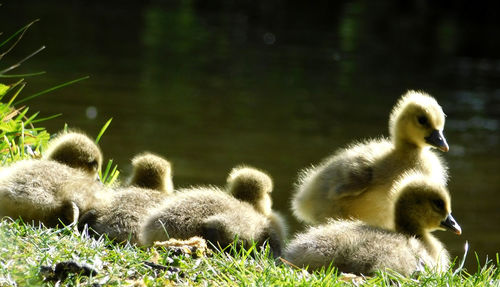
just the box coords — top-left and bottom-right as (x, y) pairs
(2, 1), (499, 271)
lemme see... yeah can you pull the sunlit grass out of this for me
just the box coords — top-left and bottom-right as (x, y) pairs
(0, 219), (499, 286)
(0, 219), (176, 286)
(94, 118), (120, 186)
(1, 22), (52, 164)
(0, 19), (118, 186)
(0, 19), (88, 165)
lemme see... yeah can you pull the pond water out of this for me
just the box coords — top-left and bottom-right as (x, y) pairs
(2, 1), (499, 271)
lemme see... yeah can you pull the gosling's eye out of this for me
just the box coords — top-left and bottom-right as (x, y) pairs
(433, 199), (445, 210)
(417, 115), (429, 126)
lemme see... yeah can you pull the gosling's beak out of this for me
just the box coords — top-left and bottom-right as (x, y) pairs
(440, 213), (461, 235)
(425, 130), (449, 152)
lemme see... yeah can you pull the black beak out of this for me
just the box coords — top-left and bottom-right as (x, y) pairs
(425, 130), (449, 152)
(440, 213), (461, 235)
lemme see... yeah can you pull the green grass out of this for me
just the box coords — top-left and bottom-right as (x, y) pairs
(0, 219), (499, 286)
(0, 20), (87, 165)
(0, 78), (52, 164)
(0, 20), (119, 186)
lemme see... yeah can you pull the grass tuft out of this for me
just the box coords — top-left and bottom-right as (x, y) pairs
(93, 118), (120, 185)
(0, 20), (88, 164)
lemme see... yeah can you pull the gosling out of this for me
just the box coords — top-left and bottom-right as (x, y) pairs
(140, 166), (287, 257)
(78, 153), (174, 243)
(284, 173), (461, 276)
(292, 90), (449, 229)
(227, 165), (287, 243)
(0, 131), (103, 226)
(227, 165), (273, 215)
(127, 152), (173, 194)
(43, 131), (103, 179)
(78, 186), (168, 244)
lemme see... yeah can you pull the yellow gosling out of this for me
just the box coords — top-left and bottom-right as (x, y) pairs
(284, 173), (460, 276)
(292, 90), (449, 229)
(128, 152), (173, 194)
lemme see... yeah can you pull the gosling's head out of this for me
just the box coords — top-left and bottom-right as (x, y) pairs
(394, 173), (461, 236)
(227, 166), (273, 216)
(129, 152), (173, 194)
(389, 90), (449, 152)
(44, 131), (102, 178)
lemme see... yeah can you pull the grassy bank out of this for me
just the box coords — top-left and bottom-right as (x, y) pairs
(0, 219), (499, 286)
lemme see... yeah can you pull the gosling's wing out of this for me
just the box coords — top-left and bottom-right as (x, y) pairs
(328, 154), (373, 198)
(322, 139), (390, 199)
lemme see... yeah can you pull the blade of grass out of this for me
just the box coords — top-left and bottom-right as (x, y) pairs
(0, 19), (39, 59)
(6, 82), (26, 106)
(3, 135), (10, 149)
(100, 159), (113, 184)
(1, 105), (25, 122)
(95, 118), (112, 144)
(0, 71), (46, 78)
(3, 78), (25, 101)
(0, 83), (8, 98)
(14, 107), (29, 122)
(9, 138), (17, 160)
(453, 241), (470, 276)
(27, 127), (46, 132)
(107, 168), (120, 186)
(23, 111), (39, 126)
(8, 78), (25, 88)
(19, 122), (25, 157)
(31, 113), (62, 124)
(13, 75), (90, 105)
(0, 46), (46, 75)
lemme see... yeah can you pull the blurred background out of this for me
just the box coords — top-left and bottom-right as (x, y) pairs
(2, 0), (499, 271)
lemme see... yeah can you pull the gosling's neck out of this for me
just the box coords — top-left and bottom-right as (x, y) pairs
(395, 215), (424, 238)
(396, 218), (440, 260)
(392, 139), (428, 170)
(393, 136), (426, 153)
(419, 232), (443, 261)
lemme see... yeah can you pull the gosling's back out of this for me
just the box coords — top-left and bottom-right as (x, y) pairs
(283, 220), (434, 276)
(79, 186), (167, 244)
(0, 159), (100, 226)
(140, 187), (283, 255)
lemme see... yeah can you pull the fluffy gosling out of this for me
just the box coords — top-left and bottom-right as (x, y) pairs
(292, 90), (449, 229)
(43, 131), (102, 179)
(284, 173), (461, 276)
(78, 152), (174, 243)
(0, 131), (103, 226)
(127, 152), (173, 194)
(140, 166), (287, 256)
